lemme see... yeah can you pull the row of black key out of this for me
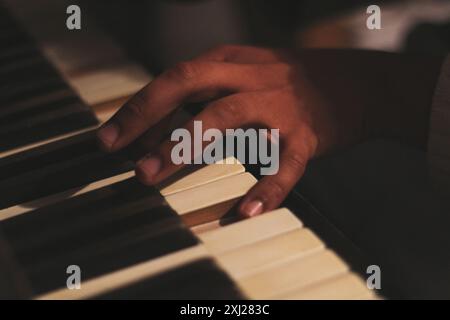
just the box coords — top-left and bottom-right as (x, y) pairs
(0, 130), (133, 209)
(0, 3), (98, 152)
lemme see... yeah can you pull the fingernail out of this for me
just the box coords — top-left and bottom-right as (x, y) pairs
(97, 123), (119, 148)
(136, 155), (162, 182)
(242, 200), (263, 217)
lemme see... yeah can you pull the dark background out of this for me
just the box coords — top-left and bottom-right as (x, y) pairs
(84, 0), (450, 72)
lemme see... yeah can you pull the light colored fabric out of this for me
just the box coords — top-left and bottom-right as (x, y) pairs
(428, 54), (450, 192)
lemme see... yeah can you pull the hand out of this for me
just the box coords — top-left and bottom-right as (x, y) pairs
(96, 45), (342, 217)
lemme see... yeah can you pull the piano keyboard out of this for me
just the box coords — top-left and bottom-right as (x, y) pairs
(0, 134), (376, 300)
(0, 169), (374, 299)
(0, 0), (151, 157)
(0, 0), (377, 300)
(0, 2), (98, 153)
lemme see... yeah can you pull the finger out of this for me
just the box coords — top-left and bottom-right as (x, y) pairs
(184, 61), (293, 104)
(238, 140), (312, 218)
(195, 45), (289, 64)
(135, 93), (257, 185)
(97, 62), (292, 151)
(127, 111), (177, 160)
(98, 61), (244, 152)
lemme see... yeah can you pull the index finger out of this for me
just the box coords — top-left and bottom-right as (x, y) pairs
(97, 61), (254, 152)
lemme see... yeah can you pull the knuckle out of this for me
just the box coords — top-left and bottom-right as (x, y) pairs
(219, 44), (244, 57)
(285, 152), (307, 173)
(213, 44), (236, 53)
(214, 99), (244, 125)
(125, 92), (147, 119)
(168, 61), (199, 81)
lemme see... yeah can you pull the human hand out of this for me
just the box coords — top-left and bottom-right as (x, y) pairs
(97, 45), (352, 218)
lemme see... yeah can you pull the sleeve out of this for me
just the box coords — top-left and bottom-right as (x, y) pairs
(427, 54), (450, 192)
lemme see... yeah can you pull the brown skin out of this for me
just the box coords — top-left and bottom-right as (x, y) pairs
(97, 45), (445, 218)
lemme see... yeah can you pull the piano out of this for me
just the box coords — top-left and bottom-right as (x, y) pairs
(0, 0), (377, 300)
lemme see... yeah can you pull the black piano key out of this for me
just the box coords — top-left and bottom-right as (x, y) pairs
(0, 54), (47, 76)
(0, 149), (130, 208)
(0, 55), (61, 79)
(1, 32), (34, 54)
(97, 259), (245, 300)
(26, 218), (198, 294)
(0, 100), (94, 132)
(0, 40), (40, 65)
(0, 131), (132, 209)
(0, 130), (98, 175)
(0, 100), (91, 129)
(0, 73), (63, 94)
(0, 43), (37, 63)
(2, 178), (164, 251)
(0, 25), (30, 42)
(0, 95), (81, 120)
(0, 88), (75, 118)
(0, 77), (68, 105)
(16, 205), (176, 262)
(0, 177), (156, 231)
(0, 72), (98, 154)
(18, 204), (180, 266)
(0, 110), (98, 153)
(0, 40), (37, 58)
